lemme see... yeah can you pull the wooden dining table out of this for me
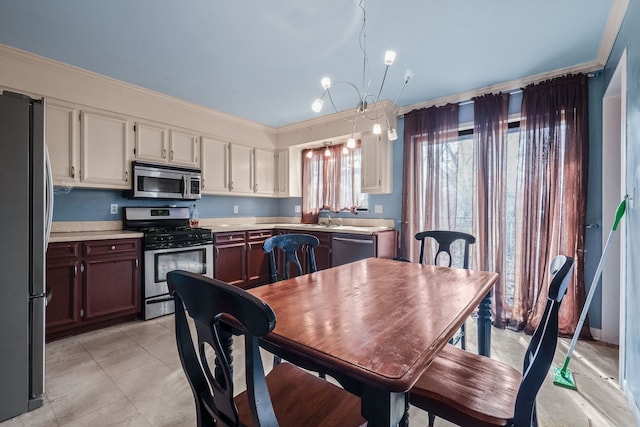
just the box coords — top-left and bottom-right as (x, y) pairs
(227, 257), (499, 426)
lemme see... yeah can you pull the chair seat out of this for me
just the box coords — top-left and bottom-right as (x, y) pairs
(235, 362), (367, 427)
(410, 345), (522, 426)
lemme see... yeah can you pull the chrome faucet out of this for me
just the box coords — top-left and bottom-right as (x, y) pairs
(320, 211), (332, 226)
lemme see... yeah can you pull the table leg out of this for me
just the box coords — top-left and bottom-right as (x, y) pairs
(477, 291), (492, 357)
(361, 388), (406, 427)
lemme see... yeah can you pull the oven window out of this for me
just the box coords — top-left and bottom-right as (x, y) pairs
(138, 176), (183, 194)
(155, 248), (206, 283)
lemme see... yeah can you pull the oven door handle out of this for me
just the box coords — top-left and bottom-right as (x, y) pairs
(146, 296), (175, 304)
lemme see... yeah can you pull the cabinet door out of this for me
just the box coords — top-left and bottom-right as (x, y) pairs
(253, 148), (274, 195)
(45, 258), (82, 338)
(361, 132), (392, 194)
(46, 101), (79, 185)
(308, 231), (332, 271)
(83, 254), (141, 322)
(246, 230), (273, 286)
(80, 110), (131, 188)
(169, 129), (199, 167)
(214, 232), (247, 287)
(201, 136), (229, 194)
(274, 150), (289, 196)
(229, 144), (253, 194)
(134, 122), (167, 163)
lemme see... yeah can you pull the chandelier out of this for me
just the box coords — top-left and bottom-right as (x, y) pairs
(310, 0), (412, 145)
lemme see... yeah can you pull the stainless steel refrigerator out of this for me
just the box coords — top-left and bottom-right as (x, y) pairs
(0, 91), (53, 421)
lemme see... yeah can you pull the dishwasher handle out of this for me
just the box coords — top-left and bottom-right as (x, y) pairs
(332, 237), (374, 244)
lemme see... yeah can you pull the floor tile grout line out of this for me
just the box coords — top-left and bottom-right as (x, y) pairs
(79, 335), (157, 427)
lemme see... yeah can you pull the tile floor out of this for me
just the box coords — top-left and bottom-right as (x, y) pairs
(1, 316), (636, 426)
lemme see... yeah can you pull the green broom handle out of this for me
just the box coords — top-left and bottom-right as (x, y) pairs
(563, 196), (627, 368)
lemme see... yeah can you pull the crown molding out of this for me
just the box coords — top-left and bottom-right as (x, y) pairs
(398, 60), (603, 116)
(0, 43), (276, 133)
(597, 0), (630, 66)
(277, 99), (398, 133)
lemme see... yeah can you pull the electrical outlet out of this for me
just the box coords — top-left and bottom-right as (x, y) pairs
(374, 204), (383, 214)
(233, 205), (239, 214)
(294, 205), (301, 213)
(110, 204), (118, 214)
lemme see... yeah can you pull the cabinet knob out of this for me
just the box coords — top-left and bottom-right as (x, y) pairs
(110, 245), (116, 250)
(163, 148), (167, 159)
(71, 166), (75, 179)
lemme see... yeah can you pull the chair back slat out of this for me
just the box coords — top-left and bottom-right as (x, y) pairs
(263, 234), (320, 282)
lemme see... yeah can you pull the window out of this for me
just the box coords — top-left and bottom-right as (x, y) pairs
(302, 143), (368, 215)
(420, 125), (521, 304)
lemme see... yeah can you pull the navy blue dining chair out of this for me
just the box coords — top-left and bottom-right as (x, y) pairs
(415, 230), (477, 350)
(166, 270), (366, 427)
(410, 255), (574, 427)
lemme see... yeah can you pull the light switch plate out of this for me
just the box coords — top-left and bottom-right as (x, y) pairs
(233, 205), (239, 214)
(110, 204), (118, 214)
(294, 205), (301, 213)
(374, 204), (383, 214)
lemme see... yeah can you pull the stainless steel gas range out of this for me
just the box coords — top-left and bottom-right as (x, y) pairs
(124, 206), (213, 320)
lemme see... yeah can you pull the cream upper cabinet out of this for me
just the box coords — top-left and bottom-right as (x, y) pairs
(253, 147), (274, 196)
(274, 149), (289, 196)
(80, 110), (131, 189)
(200, 136), (229, 194)
(46, 100), (79, 186)
(229, 143), (253, 194)
(274, 148), (301, 197)
(134, 122), (167, 163)
(169, 129), (199, 167)
(360, 132), (392, 194)
(134, 122), (199, 168)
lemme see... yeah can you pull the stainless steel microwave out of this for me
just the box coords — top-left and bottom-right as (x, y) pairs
(129, 161), (202, 200)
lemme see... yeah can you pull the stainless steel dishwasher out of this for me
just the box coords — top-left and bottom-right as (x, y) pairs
(331, 233), (376, 267)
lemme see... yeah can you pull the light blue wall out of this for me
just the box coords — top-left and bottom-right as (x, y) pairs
(52, 188), (279, 221)
(604, 0), (640, 415)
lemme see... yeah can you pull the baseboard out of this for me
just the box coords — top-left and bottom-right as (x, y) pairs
(590, 327), (602, 340)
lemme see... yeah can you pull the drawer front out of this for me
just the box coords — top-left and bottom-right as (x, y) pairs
(247, 229), (273, 241)
(47, 242), (81, 260)
(83, 238), (140, 257)
(214, 232), (247, 245)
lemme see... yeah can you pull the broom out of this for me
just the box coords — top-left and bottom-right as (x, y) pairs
(552, 196), (628, 391)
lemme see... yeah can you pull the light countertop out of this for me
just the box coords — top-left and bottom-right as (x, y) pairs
(49, 222), (395, 242)
(49, 230), (144, 243)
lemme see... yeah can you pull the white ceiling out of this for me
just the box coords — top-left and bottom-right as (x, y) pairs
(0, 1), (619, 128)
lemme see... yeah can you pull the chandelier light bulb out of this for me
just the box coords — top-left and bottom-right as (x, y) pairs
(373, 123), (382, 135)
(306, 150), (313, 159)
(321, 77), (331, 90)
(346, 137), (356, 149)
(384, 50), (396, 66)
(342, 146), (349, 155)
(311, 98), (323, 113)
(388, 128), (398, 141)
(325, 147), (331, 157)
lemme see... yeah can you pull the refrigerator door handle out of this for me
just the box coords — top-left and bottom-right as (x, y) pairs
(45, 146), (53, 247)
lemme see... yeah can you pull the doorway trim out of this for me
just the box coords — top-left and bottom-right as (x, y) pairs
(601, 48), (627, 386)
